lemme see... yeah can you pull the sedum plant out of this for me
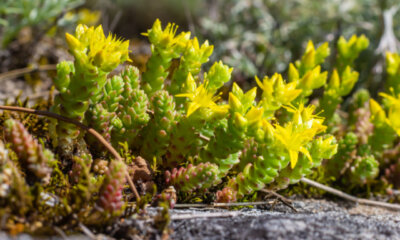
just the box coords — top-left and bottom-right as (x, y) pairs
(319, 35), (369, 121)
(6, 13), (400, 236)
(46, 20), (338, 204)
(7, 16), (400, 235)
(302, 36), (400, 193)
(4, 21), (395, 230)
(295, 35), (382, 190)
(50, 24), (130, 156)
(4, 119), (54, 185)
(21, 18), (400, 236)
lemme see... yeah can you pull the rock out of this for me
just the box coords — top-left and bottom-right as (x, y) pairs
(169, 199), (400, 240)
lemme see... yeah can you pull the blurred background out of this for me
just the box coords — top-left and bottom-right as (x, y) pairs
(1, 0), (400, 96)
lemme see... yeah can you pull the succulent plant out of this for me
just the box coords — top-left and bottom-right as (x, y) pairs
(98, 160), (126, 215)
(50, 24), (130, 156)
(13, 18), (400, 236)
(165, 162), (220, 193)
(4, 119), (54, 184)
(62, 20), (338, 203)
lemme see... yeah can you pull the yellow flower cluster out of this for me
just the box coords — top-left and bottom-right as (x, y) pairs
(178, 65), (327, 169)
(142, 19), (190, 57)
(256, 73), (301, 118)
(65, 24), (130, 72)
(176, 74), (228, 117)
(276, 104), (326, 168)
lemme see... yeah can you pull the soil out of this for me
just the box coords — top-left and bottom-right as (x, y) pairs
(1, 199), (400, 239)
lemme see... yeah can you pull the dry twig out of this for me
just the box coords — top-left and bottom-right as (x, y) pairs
(260, 189), (297, 212)
(53, 226), (68, 240)
(0, 90), (55, 101)
(174, 201), (275, 208)
(301, 177), (400, 211)
(0, 64), (57, 82)
(78, 222), (96, 240)
(170, 212), (240, 220)
(0, 105), (140, 201)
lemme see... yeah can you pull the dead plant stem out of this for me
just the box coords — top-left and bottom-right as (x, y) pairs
(0, 64), (57, 81)
(301, 177), (400, 211)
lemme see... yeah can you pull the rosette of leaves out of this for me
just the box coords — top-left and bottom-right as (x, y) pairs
(140, 90), (176, 161)
(0, 117), (132, 230)
(168, 37), (214, 97)
(197, 82), (261, 178)
(165, 162), (220, 193)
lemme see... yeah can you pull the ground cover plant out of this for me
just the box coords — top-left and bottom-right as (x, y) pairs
(1, 16), (400, 237)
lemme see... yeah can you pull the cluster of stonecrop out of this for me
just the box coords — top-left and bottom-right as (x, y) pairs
(48, 19), (338, 203)
(4, 17), (400, 234)
(367, 54), (400, 189)
(308, 35), (400, 190)
(313, 35), (382, 187)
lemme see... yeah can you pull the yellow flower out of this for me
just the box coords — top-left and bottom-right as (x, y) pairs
(65, 24), (130, 72)
(77, 9), (101, 26)
(228, 92), (243, 112)
(262, 119), (275, 138)
(255, 73), (302, 116)
(326, 67), (359, 97)
(386, 52), (400, 76)
(245, 106), (264, 129)
(275, 123), (314, 168)
(176, 79), (227, 117)
(388, 104), (400, 135)
(142, 19), (190, 52)
(276, 104), (327, 168)
(298, 66), (328, 95)
(301, 41), (316, 70)
(186, 37), (214, 58)
(369, 99), (386, 125)
(284, 104), (326, 133)
(379, 93), (400, 135)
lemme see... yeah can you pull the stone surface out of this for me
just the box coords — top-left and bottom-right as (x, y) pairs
(170, 199), (400, 240)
